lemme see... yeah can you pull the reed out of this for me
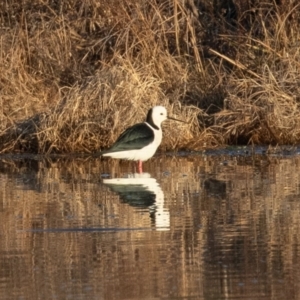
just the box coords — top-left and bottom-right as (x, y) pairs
(0, 0), (299, 153)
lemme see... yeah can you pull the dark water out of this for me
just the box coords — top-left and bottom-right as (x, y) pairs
(1, 148), (300, 300)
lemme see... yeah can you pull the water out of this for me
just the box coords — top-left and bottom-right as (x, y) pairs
(1, 149), (300, 300)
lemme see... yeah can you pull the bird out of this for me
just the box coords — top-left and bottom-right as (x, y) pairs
(97, 106), (185, 173)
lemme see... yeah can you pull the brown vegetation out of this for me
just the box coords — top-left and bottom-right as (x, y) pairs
(0, 0), (300, 153)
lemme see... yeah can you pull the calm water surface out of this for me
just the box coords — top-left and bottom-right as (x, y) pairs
(1, 149), (300, 300)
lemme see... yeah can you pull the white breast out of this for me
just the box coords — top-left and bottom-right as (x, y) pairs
(137, 123), (162, 161)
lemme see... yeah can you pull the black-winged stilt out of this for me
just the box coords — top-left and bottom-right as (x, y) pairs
(98, 106), (185, 173)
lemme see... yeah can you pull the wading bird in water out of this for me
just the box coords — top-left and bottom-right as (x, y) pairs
(98, 106), (185, 173)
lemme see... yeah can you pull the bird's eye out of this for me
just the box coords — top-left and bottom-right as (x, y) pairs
(160, 113), (163, 115)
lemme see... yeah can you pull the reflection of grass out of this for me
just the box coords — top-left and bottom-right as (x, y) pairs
(1, 155), (300, 298)
(1, 1), (300, 153)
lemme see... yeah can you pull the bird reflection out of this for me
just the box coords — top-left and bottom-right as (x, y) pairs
(103, 173), (169, 230)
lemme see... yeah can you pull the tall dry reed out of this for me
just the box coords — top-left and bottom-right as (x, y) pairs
(0, 0), (300, 153)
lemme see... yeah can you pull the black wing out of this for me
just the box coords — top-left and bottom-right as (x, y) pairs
(102, 123), (154, 153)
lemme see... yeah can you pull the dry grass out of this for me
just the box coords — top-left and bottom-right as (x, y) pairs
(0, 0), (300, 153)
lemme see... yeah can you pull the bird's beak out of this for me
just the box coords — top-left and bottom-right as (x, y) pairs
(167, 116), (187, 123)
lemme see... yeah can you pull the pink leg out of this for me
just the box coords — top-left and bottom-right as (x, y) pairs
(138, 160), (143, 173)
